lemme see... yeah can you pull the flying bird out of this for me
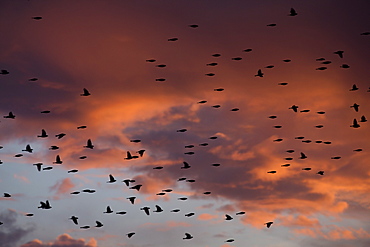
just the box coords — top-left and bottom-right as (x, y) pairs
(265, 221), (273, 228)
(350, 103), (360, 112)
(137, 149), (145, 157)
(189, 24), (199, 28)
(37, 129), (48, 138)
(289, 105), (299, 112)
(70, 216), (79, 225)
(95, 221), (103, 227)
(360, 115), (367, 122)
(125, 151), (138, 160)
(3, 112), (15, 119)
(103, 206), (113, 214)
(225, 214), (233, 220)
(53, 155), (62, 164)
(107, 174), (116, 183)
(351, 119), (360, 128)
(299, 152), (307, 159)
(350, 84), (359, 91)
(38, 200), (52, 209)
(153, 205), (163, 213)
(168, 37), (178, 41)
(334, 50), (344, 58)
(129, 184), (142, 191)
(127, 232), (135, 238)
(289, 8), (297, 16)
(181, 162), (191, 169)
(80, 88), (91, 96)
(22, 144), (33, 153)
(3, 193), (11, 198)
(32, 17), (43, 20)
(84, 139), (94, 149)
(255, 69), (264, 77)
(33, 163), (43, 171)
(141, 206), (150, 215)
(183, 233), (193, 240)
(317, 171), (325, 175)
(55, 133), (66, 139)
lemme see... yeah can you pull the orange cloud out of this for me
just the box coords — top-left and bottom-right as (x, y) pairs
(198, 213), (219, 221)
(20, 233), (97, 247)
(49, 178), (75, 199)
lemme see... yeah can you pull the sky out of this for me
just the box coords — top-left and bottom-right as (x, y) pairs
(0, 0), (369, 246)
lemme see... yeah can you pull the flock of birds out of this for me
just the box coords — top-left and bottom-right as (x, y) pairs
(1, 6), (369, 246)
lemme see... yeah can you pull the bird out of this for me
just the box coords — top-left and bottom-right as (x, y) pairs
(353, 149), (363, 152)
(0, 69), (10, 75)
(141, 206), (150, 215)
(206, 63), (218, 66)
(265, 65), (275, 68)
(278, 82), (288, 86)
(79, 156), (87, 159)
(3, 193), (11, 198)
(283, 59), (291, 62)
(25, 213), (34, 217)
(243, 48), (253, 52)
(340, 64), (350, 68)
(289, 105), (299, 112)
(84, 139), (94, 149)
(302, 168), (312, 171)
(127, 232), (135, 238)
(214, 88), (224, 91)
(116, 211), (127, 215)
(177, 128), (187, 132)
(351, 119), (360, 128)
(41, 110), (50, 114)
(334, 50), (344, 58)
(267, 171), (277, 174)
(349, 84), (359, 91)
(55, 133), (66, 139)
(225, 214), (233, 220)
(316, 67), (327, 70)
(317, 111), (326, 114)
(300, 109), (310, 112)
(289, 8), (297, 16)
(153, 166), (163, 169)
(155, 78), (166, 82)
(171, 209), (181, 213)
(185, 145), (194, 148)
(231, 57), (242, 61)
(37, 129), (48, 138)
(178, 197), (188, 201)
(168, 37), (178, 41)
(273, 138), (283, 142)
(22, 144), (33, 153)
(162, 189), (173, 192)
(267, 23), (276, 27)
(350, 103), (360, 112)
(42, 167), (53, 171)
(153, 205), (163, 213)
(360, 115), (367, 122)
(198, 100), (207, 104)
(231, 108), (239, 111)
(181, 162), (191, 169)
(203, 192), (211, 195)
(205, 73), (215, 76)
(77, 125), (87, 129)
(188, 24), (198, 28)
(107, 174), (116, 183)
(268, 115), (277, 119)
(156, 64), (166, 68)
(38, 200), (52, 209)
(70, 191), (80, 195)
(146, 59), (156, 62)
(183, 233), (193, 240)
(82, 189), (96, 193)
(321, 61), (332, 64)
(186, 179), (195, 183)
(32, 17), (43, 20)
(212, 53), (221, 57)
(236, 211), (245, 215)
(185, 212), (195, 217)
(199, 143), (208, 146)
(125, 151), (139, 160)
(360, 31), (370, 35)
(29, 78), (38, 81)
(331, 156), (341, 160)
(33, 163), (43, 172)
(317, 171), (325, 175)
(123, 179), (135, 187)
(49, 145), (59, 150)
(95, 221), (103, 227)
(225, 239), (235, 242)
(70, 216), (79, 225)
(265, 221), (273, 228)
(212, 105), (221, 108)
(53, 155), (62, 164)
(80, 88), (91, 96)
(80, 226), (90, 229)
(137, 150), (145, 157)
(184, 152), (194, 155)
(299, 152), (307, 159)
(281, 164), (291, 167)
(14, 154), (23, 157)
(103, 206), (113, 214)
(255, 69), (264, 77)
(4, 112), (15, 119)
(316, 57), (326, 61)
(209, 136), (218, 139)
(129, 184), (142, 191)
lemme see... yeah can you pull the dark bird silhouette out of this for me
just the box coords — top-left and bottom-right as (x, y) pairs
(274, 126), (282, 128)
(214, 88), (224, 91)
(185, 145), (194, 148)
(68, 169), (78, 173)
(162, 189), (173, 192)
(236, 211), (245, 215)
(281, 164), (291, 167)
(171, 209), (181, 212)
(130, 139), (141, 143)
(198, 100), (207, 104)
(155, 78), (166, 82)
(0, 69), (9, 75)
(231, 108), (239, 111)
(184, 152), (194, 155)
(199, 143), (208, 146)
(315, 141), (322, 143)
(209, 136), (218, 139)
(181, 162), (191, 169)
(103, 206), (113, 214)
(268, 115), (277, 119)
(33, 163), (43, 172)
(283, 59), (291, 62)
(203, 191), (211, 195)
(14, 154), (23, 157)
(225, 214), (233, 221)
(267, 171), (277, 174)
(334, 50), (344, 58)
(285, 157), (293, 160)
(265, 221), (273, 228)
(22, 144), (33, 153)
(84, 139), (94, 149)
(53, 155), (62, 164)
(316, 67), (327, 70)
(38, 129), (48, 138)
(137, 150), (145, 157)
(141, 206), (150, 215)
(38, 200), (52, 209)
(232, 57), (242, 61)
(49, 145), (59, 150)
(360, 32), (370, 35)
(255, 69), (264, 77)
(116, 211), (127, 215)
(157, 192), (166, 196)
(289, 105), (298, 112)
(302, 168), (311, 171)
(32, 17), (43, 20)
(317, 171), (325, 175)
(29, 78), (38, 81)
(70, 191), (80, 195)
(178, 197), (188, 201)
(183, 233), (193, 240)
(125, 151), (139, 160)
(127, 196), (136, 204)
(153, 166), (163, 170)
(55, 133), (66, 139)
(331, 156), (341, 160)
(186, 179), (195, 182)
(95, 221), (103, 227)
(3, 193), (11, 197)
(185, 212), (195, 217)
(40, 110), (50, 113)
(70, 216), (79, 225)
(4, 112), (15, 119)
(80, 88), (91, 96)
(82, 189), (96, 193)
(267, 23), (276, 27)
(153, 205), (163, 213)
(77, 125), (87, 129)
(321, 61), (332, 64)
(178, 177), (187, 181)
(360, 115), (367, 122)
(317, 111), (325, 114)
(156, 64), (166, 68)
(286, 149), (295, 153)
(243, 48), (253, 52)
(299, 152), (307, 159)
(289, 8), (297, 16)
(43, 167), (53, 170)
(278, 82), (288, 86)
(316, 57), (326, 61)
(177, 128), (187, 132)
(212, 53), (221, 57)
(302, 140), (312, 143)
(353, 149), (363, 152)
(300, 109), (310, 112)
(206, 63), (218, 66)
(168, 37), (178, 41)
(79, 156), (87, 159)
(350, 103), (360, 112)
(205, 73), (215, 76)
(122, 179), (135, 186)
(323, 141), (332, 144)
(225, 239), (235, 242)
(80, 226), (90, 229)
(127, 232), (135, 238)
(273, 138), (283, 142)
(25, 213), (34, 217)
(350, 84), (359, 91)
(351, 119), (360, 128)
(129, 184), (142, 191)
(265, 65), (275, 68)
(189, 24), (199, 28)
(315, 125), (324, 128)
(340, 64), (350, 68)
(107, 174), (116, 183)
(212, 105), (221, 108)
(146, 59), (156, 62)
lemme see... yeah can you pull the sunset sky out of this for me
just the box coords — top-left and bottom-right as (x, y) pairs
(0, 0), (369, 247)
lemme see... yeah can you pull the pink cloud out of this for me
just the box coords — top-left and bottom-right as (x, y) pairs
(20, 233), (97, 247)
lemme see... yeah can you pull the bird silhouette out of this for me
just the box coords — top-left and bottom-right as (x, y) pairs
(38, 200), (52, 209)
(255, 69), (264, 77)
(185, 145), (194, 148)
(155, 78), (166, 82)
(123, 179), (135, 187)
(177, 128), (187, 132)
(22, 144), (33, 153)
(349, 84), (359, 91)
(53, 155), (62, 164)
(107, 174), (116, 183)
(70, 216), (79, 225)
(206, 62), (218, 66)
(185, 212), (195, 217)
(49, 146), (59, 150)
(316, 67), (327, 70)
(141, 206), (150, 215)
(317, 171), (325, 175)
(103, 206), (113, 214)
(153, 205), (163, 213)
(299, 152), (307, 159)
(125, 151), (138, 160)
(80, 88), (91, 96)
(95, 221), (103, 227)
(55, 133), (66, 139)
(137, 150), (145, 157)
(33, 163), (43, 171)
(236, 211), (245, 215)
(183, 233), (193, 240)
(267, 23), (276, 27)
(29, 78), (38, 81)
(84, 139), (94, 149)
(77, 125), (87, 129)
(302, 168), (311, 171)
(146, 59), (156, 62)
(351, 119), (360, 128)
(340, 64), (350, 68)
(3, 193), (11, 197)
(289, 8), (297, 16)
(80, 226), (90, 229)
(189, 24), (199, 28)
(225, 214), (233, 220)
(116, 211), (127, 215)
(127, 232), (135, 238)
(181, 162), (191, 169)
(212, 53), (221, 57)
(289, 105), (299, 112)
(267, 171), (277, 174)
(350, 103), (360, 112)
(129, 184), (142, 191)
(265, 221), (273, 228)
(32, 17), (43, 20)
(360, 115), (367, 122)
(0, 69), (10, 75)
(334, 50), (344, 58)
(171, 209), (181, 212)
(156, 64), (166, 68)
(168, 37), (178, 41)
(197, 100), (207, 104)
(3, 112), (15, 119)
(38, 129), (48, 138)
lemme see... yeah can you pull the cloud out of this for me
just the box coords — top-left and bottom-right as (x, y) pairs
(0, 209), (35, 247)
(49, 178), (75, 199)
(20, 233), (97, 247)
(198, 213), (218, 221)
